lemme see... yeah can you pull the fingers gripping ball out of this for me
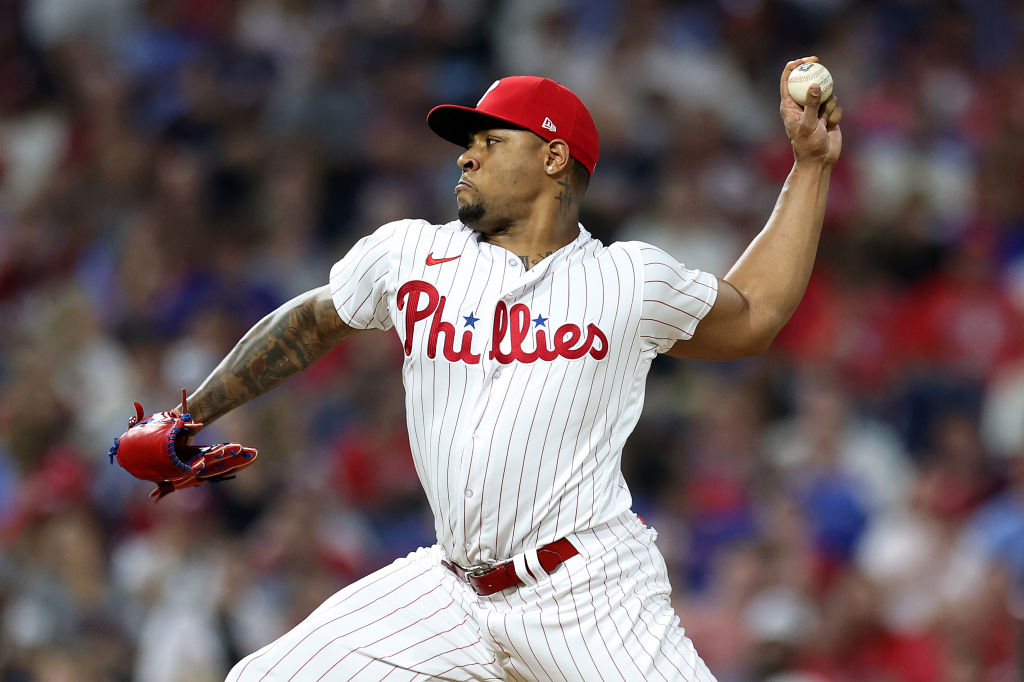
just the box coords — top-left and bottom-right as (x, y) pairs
(788, 62), (834, 107)
(108, 389), (258, 500)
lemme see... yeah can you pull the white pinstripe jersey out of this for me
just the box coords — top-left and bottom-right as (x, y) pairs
(329, 219), (717, 568)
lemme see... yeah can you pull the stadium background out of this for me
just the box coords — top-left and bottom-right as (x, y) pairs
(2, 0), (1024, 680)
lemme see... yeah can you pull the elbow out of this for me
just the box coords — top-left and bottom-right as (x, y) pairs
(732, 321), (784, 359)
(675, 300), (786, 361)
(707, 286), (789, 360)
(742, 337), (774, 358)
(728, 333), (774, 360)
(690, 330), (773, 362)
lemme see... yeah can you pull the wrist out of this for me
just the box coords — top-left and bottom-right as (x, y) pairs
(791, 156), (829, 173)
(786, 160), (830, 190)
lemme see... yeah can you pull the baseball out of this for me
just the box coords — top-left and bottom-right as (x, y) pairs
(787, 62), (834, 107)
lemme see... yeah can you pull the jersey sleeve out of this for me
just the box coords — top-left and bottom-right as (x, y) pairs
(638, 244), (719, 353)
(328, 222), (399, 331)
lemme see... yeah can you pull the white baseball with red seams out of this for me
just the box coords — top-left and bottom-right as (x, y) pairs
(227, 218), (720, 681)
(787, 62), (833, 107)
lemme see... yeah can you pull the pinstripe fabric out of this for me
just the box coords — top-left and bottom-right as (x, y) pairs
(483, 513), (717, 682)
(327, 220), (717, 569)
(226, 546), (506, 681)
(227, 515), (717, 681)
(239, 219), (724, 680)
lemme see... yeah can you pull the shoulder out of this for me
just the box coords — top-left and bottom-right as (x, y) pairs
(611, 240), (716, 281)
(376, 218), (470, 247)
(397, 218), (468, 235)
(599, 240), (675, 274)
(370, 217), (450, 239)
(558, 237), (656, 275)
(349, 219), (468, 257)
(610, 240), (673, 263)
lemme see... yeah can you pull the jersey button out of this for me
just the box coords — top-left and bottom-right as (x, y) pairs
(464, 541), (472, 551)
(507, 257), (519, 267)
(493, 368), (502, 379)
(465, 489), (474, 498)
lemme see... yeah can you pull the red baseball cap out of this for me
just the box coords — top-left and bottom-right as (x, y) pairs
(427, 76), (599, 175)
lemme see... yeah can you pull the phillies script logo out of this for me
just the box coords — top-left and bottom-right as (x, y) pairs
(397, 281), (608, 365)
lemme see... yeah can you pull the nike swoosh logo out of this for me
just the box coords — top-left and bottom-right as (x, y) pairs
(426, 253), (461, 266)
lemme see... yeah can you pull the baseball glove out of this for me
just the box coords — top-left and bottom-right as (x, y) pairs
(108, 389), (257, 500)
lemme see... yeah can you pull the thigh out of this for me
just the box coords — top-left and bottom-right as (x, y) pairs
(227, 546), (505, 682)
(490, 515), (718, 682)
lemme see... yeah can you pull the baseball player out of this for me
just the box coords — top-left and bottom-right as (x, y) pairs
(112, 57), (841, 680)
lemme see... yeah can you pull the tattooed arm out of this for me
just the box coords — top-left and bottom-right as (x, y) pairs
(181, 285), (361, 426)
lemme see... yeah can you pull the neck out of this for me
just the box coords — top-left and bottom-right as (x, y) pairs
(480, 177), (582, 269)
(482, 212), (579, 269)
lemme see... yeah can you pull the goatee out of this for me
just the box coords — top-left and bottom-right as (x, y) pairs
(458, 202), (485, 227)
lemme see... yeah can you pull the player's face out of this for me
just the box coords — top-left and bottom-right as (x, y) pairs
(455, 128), (548, 235)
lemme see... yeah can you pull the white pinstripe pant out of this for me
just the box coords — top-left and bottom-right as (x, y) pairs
(227, 513), (717, 681)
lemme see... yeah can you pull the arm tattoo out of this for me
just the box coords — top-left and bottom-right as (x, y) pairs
(519, 251), (555, 270)
(554, 177), (575, 217)
(238, 302), (321, 393)
(186, 288), (356, 426)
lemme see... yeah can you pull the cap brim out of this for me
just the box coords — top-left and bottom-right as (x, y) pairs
(427, 105), (524, 147)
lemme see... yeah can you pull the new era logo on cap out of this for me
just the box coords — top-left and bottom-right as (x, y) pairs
(426, 76), (600, 175)
(477, 80), (500, 106)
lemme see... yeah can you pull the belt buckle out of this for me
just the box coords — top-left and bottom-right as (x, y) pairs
(465, 559), (497, 578)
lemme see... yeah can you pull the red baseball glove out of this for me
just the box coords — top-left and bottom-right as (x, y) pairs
(108, 389), (258, 500)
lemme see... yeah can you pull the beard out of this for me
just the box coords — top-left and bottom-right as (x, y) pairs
(458, 201), (486, 228)
(458, 195), (514, 236)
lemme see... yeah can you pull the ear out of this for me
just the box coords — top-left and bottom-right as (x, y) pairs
(544, 139), (572, 176)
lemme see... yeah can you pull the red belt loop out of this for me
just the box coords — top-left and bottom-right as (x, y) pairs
(442, 537), (579, 596)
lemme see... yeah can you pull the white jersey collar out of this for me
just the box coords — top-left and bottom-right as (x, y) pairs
(462, 222), (593, 272)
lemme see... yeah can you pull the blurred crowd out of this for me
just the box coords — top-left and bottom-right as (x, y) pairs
(2, 0), (1024, 680)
